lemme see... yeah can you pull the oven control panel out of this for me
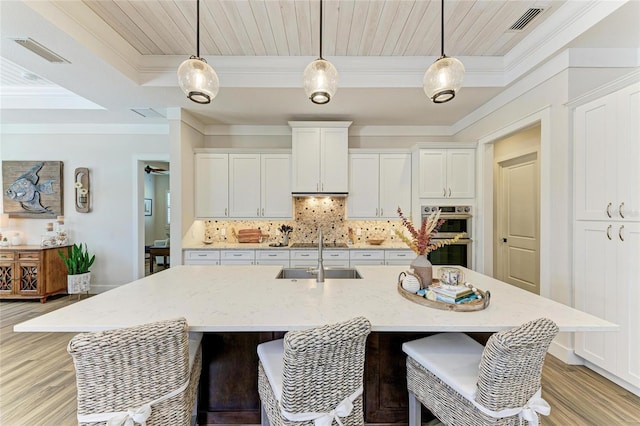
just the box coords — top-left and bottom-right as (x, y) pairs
(422, 205), (471, 214)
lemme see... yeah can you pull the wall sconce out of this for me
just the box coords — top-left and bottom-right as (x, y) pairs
(74, 167), (90, 213)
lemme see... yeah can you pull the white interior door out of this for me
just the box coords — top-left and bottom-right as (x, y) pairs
(496, 152), (540, 294)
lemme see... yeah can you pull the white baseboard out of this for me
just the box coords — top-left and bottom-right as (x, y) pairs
(548, 340), (584, 365)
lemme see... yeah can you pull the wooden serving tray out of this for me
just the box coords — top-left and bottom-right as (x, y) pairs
(397, 282), (491, 312)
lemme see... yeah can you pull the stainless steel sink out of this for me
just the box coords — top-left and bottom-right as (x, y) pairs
(276, 268), (362, 279)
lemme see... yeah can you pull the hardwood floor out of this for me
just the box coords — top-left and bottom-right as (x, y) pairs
(1, 296), (639, 425)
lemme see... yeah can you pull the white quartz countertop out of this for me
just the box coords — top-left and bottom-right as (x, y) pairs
(15, 265), (616, 334)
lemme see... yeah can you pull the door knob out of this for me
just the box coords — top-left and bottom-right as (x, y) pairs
(501, 238), (507, 243)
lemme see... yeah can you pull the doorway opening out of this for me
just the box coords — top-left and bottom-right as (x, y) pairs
(493, 125), (541, 294)
(143, 162), (170, 276)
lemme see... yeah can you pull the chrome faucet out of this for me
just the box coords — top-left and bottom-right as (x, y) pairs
(307, 229), (325, 282)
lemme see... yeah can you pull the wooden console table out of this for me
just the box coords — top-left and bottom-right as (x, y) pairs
(149, 246), (170, 274)
(0, 245), (68, 303)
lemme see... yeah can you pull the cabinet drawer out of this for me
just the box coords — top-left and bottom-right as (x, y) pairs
(0, 252), (15, 261)
(255, 250), (289, 260)
(220, 250), (254, 261)
(291, 250), (318, 260)
(184, 250), (220, 261)
(350, 250), (384, 260)
(385, 250), (415, 261)
(323, 250), (349, 260)
(18, 252), (41, 261)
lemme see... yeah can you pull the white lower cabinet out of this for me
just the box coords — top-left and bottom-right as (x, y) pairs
(220, 250), (255, 265)
(384, 250), (415, 266)
(255, 250), (290, 267)
(183, 250), (220, 265)
(574, 221), (640, 388)
(349, 250), (385, 266)
(290, 250), (349, 268)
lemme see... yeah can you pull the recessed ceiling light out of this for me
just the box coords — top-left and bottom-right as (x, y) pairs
(21, 72), (40, 81)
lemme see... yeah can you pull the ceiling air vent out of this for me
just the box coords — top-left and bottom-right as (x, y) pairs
(131, 108), (165, 118)
(12, 38), (70, 64)
(508, 8), (545, 31)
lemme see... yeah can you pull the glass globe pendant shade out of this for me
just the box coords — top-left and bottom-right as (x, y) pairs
(303, 58), (339, 104)
(177, 56), (219, 104)
(423, 56), (465, 103)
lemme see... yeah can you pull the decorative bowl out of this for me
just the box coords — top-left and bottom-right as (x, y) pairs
(367, 238), (385, 245)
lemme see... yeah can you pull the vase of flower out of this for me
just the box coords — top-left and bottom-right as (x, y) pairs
(395, 207), (464, 289)
(410, 254), (433, 288)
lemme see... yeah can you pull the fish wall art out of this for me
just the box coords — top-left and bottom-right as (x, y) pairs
(2, 161), (63, 218)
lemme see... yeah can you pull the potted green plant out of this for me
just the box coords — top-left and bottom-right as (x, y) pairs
(59, 243), (95, 294)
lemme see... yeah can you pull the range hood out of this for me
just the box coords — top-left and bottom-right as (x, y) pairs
(292, 192), (348, 197)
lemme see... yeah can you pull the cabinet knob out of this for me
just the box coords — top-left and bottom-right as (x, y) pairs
(606, 225), (612, 240)
(619, 225), (625, 241)
(606, 202), (612, 218)
(619, 202), (625, 219)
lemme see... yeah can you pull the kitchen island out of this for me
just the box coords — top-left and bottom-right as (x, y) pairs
(15, 265), (616, 424)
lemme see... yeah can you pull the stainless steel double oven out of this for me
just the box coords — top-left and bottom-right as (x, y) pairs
(421, 205), (473, 269)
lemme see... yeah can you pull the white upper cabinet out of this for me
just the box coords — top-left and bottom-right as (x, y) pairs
(348, 153), (411, 219)
(574, 83), (640, 221)
(229, 154), (261, 218)
(261, 154), (292, 218)
(195, 152), (291, 219)
(195, 153), (229, 218)
(348, 154), (380, 218)
(418, 149), (475, 198)
(290, 122), (351, 194)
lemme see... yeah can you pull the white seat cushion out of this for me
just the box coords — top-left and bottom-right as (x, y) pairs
(257, 339), (285, 401)
(188, 332), (203, 371)
(402, 333), (483, 401)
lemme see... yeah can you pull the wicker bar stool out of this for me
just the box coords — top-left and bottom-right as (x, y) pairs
(67, 317), (203, 426)
(402, 318), (559, 426)
(257, 316), (372, 426)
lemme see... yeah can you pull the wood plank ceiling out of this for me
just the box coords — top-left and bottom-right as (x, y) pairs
(82, 0), (565, 57)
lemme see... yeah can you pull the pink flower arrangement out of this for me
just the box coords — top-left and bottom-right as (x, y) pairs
(395, 207), (462, 255)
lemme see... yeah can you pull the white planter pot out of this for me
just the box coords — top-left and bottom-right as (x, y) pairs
(68, 272), (91, 294)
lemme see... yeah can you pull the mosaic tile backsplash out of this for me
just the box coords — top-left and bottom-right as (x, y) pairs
(203, 197), (406, 244)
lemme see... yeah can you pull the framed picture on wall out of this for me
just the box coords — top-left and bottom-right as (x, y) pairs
(2, 161), (63, 218)
(144, 198), (152, 216)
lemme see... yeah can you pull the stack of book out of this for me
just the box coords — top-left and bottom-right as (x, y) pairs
(430, 285), (478, 304)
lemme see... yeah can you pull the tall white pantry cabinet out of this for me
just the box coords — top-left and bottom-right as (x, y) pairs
(573, 82), (640, 393)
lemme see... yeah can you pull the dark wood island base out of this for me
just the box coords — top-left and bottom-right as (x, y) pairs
(197, 331), (493, 424)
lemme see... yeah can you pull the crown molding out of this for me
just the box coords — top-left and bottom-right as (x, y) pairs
(1, 123), (169, 135)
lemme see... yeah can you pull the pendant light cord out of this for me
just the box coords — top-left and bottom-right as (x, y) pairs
(440, 0), (444, 57)
(319, 0), (324, 60)
(196, 0), (201, 58)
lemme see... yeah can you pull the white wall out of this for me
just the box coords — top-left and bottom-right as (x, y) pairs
(1, 132), (169, 292)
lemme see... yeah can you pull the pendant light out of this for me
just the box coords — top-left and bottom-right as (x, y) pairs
(177, 0), (219, 104)
(303, 0), (338, 104)
(423, 0), (465, 103)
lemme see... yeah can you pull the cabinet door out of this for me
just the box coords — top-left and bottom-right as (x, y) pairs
(616, 223), (640, 386)
(447, 150), (475, 198)
(320, 128), (349, 193)
(418, 150), (447, 198)
(229, 154), (261, 218)
(617, 84), (640, 222)
(574, 93), (618, 221)
(379, 153), (411, 218)
(16, 258), (40, 296)
(195, 154), (229, 218)
(261, 154), (292, 218)
(292, 128), (321, 192)
(0, 253), (14, 295)
(348, 154), (380, 218)
(574, 221), (617, 371)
